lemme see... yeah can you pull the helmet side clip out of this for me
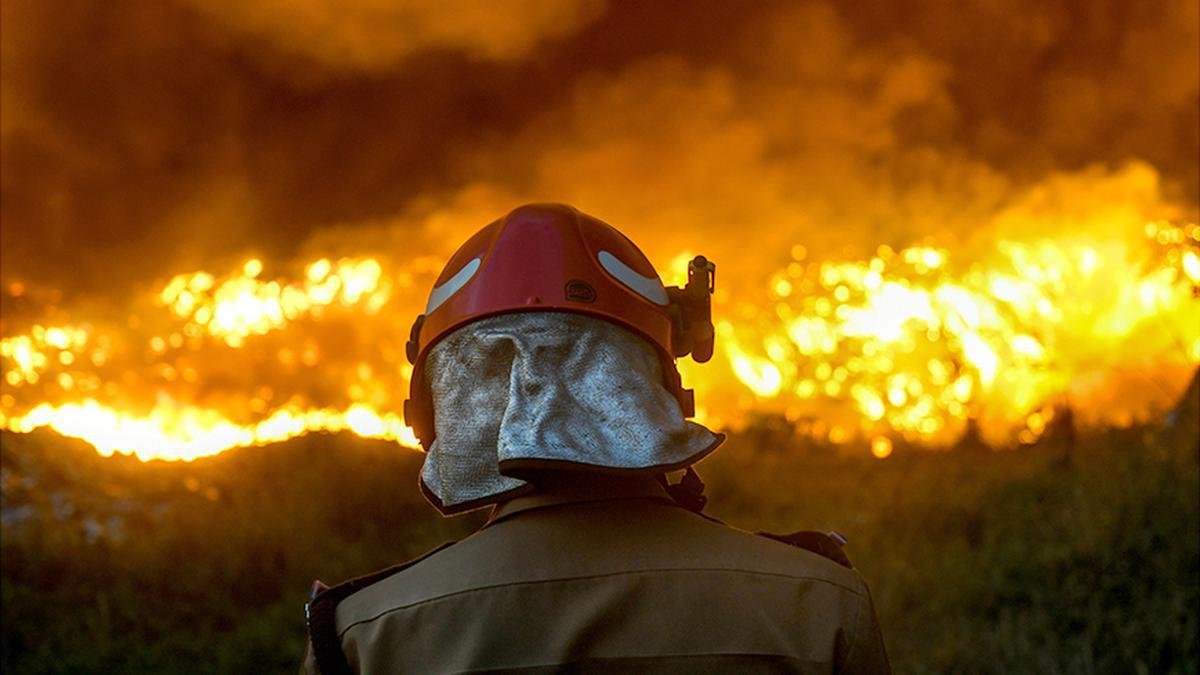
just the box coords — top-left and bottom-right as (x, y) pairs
(406, 314), (426, 365)
(667, 255), (716, 363)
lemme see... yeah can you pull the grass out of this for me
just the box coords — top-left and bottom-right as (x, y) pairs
(1, 398), (1196, 673)
(704, 420), (1199, 673)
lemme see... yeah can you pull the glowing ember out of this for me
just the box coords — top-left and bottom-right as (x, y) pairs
(158, 257), (391, 347)
(3, 399), (415, 462)
(715, 221), (1199, 446)
(1, 253), (430, 461)
(1, 220), (1197, 461)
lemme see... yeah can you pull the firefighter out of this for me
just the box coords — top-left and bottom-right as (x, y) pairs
(302, 203), (890, 674)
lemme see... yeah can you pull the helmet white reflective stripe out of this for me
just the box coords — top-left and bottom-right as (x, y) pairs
(598, 251), (668, 305)
(425, 257), (482, 314)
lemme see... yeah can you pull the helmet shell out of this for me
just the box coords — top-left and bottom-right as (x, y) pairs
(405, 203), (689, 448)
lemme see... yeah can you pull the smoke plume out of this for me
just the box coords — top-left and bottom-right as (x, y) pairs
(2, 0), (1197, 457)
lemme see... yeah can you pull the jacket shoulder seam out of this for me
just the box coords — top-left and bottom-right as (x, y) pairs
(338, 566), (865, 638)
(314, 540), (456, 606)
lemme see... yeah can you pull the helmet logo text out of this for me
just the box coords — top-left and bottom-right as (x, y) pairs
(565, 280), (597, 303)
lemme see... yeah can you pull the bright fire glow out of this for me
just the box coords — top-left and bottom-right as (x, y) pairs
(157, 257), (391, 347)
(715, 221), (1199, 447)
(4, 399), (416, 462)
(2, 217), (1197, 460)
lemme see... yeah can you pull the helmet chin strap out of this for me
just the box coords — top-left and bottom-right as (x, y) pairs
(658, 466), (708, 513)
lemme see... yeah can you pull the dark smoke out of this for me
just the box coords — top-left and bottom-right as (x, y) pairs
(2, 0), (1196, 297)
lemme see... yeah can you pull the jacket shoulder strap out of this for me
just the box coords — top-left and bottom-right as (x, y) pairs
(305, 541), (457, 674)
(756, 529), (854, 569)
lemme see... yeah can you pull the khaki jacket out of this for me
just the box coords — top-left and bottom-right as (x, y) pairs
(302, 476), (890, 674)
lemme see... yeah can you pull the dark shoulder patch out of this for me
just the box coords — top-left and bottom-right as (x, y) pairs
(757, 530), (853, 569)
(305, 541), (456, 675)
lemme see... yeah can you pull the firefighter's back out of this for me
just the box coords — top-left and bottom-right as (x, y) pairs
(317, 479), (888, 674)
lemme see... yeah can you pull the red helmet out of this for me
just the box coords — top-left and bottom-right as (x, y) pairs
(404, 203), (716, 449)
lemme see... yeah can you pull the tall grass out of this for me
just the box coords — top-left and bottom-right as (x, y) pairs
(2, 405), (1196, 673)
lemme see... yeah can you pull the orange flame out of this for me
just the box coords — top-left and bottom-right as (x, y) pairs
(2, 218), (1197, 460)
(710, 223), (1199, 446)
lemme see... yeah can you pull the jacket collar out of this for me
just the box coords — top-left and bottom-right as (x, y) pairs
(486, 474), (676, 527)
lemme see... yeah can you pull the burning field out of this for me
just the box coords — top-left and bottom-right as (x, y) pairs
(1, 1), (1199, 671)
(2, 0), (1198, 462)
(2, 198), (1198, 460)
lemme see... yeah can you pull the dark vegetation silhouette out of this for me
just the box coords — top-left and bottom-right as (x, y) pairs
(2, 372), (1197, 673)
